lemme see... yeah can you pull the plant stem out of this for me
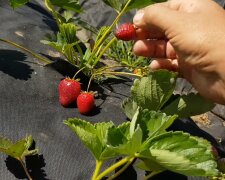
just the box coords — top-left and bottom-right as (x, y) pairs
(95, 65), (128, 73)
(93, 37), (117, 66)
(87, 74), (95, 92)
(102, 71), (141, 77)
(143, 171), (162, 180)
(0, 38), (51, 64)
(92, 160), (103, 180)
(107, 157), (135, 180)
(72, 67), (86, 79)
(44, 0), (54, 12)
(92, 0), (132, 53)
(95, 156), (133, 180)
(44, 0), (61, 28)
(18, 158), (32, 180)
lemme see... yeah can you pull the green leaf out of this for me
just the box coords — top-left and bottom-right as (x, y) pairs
(106, 123), (142, 156)
(63, 11), (75, 23)
(95, 122), (114, 146)
(6, 139), (28, 158)
(100, 122), (131, 160)
(9, 0), (29, 9)
(0, 136), (37, 159)
(127, 0), (167, 11)
(41, 39), (63, 53)
(139, 131), (218, 176)
(133, 109), (177, 140)
(41, 23), (82, 65)
(0, 136), (13, 150)
(94, 26), (111, 48)
(65, 118), (109, 160)
(131, 70), (177, 111)
(102, 0), (123, 12)
(65, 118), (124, 161)
(49, 0), (82, 13)
(121, 98), (138, 120)
(106, 122), (130, 147)
(162, 93), (215, 118)
(136, 158), (165, 172)
(59, 23), (77, 44)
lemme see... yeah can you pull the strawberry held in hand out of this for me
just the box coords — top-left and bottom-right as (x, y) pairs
(114, 23), (136, 41)
(58, 78), (81, 107)
(77, 92), (95, 115)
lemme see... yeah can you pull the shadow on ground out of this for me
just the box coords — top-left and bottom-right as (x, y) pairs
(0, 49), (33, 80)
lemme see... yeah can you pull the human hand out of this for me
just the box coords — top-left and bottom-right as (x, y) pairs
(133, 0), (225, 104)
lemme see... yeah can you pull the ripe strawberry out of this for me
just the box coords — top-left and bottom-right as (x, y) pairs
(77, 92), (95, 115)
(114, 23), (136, 41)
(58, 78), (81, 107)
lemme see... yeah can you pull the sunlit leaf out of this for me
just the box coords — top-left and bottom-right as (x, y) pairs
(121, 98), (138, 120)
(49, 0), (82, 13)
(132, 109), (177, 140)
(139, 131), (218, 176)
(127, 0), (167, 11)
(65, 118), (106, 160)
(131, 70), (177, 111)
(102, 0), (122, 12)
(106, 124), (142, 155)
(162, 93), (215, 118)
(0, 135), (37, 159)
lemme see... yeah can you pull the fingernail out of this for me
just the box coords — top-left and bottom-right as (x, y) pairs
(133, 10), (144, 26)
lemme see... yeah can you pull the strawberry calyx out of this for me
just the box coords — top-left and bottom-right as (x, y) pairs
(65, 77), (80, 82)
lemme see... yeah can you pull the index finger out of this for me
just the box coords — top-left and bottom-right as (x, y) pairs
(135, 26), (166, 40)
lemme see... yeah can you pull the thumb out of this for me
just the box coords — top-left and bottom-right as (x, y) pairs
(134, 2), (183, 33)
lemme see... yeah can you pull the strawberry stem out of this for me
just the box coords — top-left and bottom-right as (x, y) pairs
(87, 74), (95, 92)
(92, 160), (103, 180)
(94, 156), (133, 180)
(107, 157), (135, 180)
(44, 0), (61, 28)
(18, 158), (33, 180)
(96, 71), (141, 78)
(0, 38), (51, 64)
(94, 37), (117, 66)
(72, 67), (86, 79)
(95, 65), (129, 73)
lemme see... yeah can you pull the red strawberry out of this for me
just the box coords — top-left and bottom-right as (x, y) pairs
(58, 78), (81, 107)
(114, 23), (136, 41)
(77, 92), (95, 115)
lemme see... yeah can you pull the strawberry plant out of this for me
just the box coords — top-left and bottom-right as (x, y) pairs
(107, 40), (150, 70)
(7, 0), (165, 81)
(64, 70), (224, 179)
(0, 135), (38, 180)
